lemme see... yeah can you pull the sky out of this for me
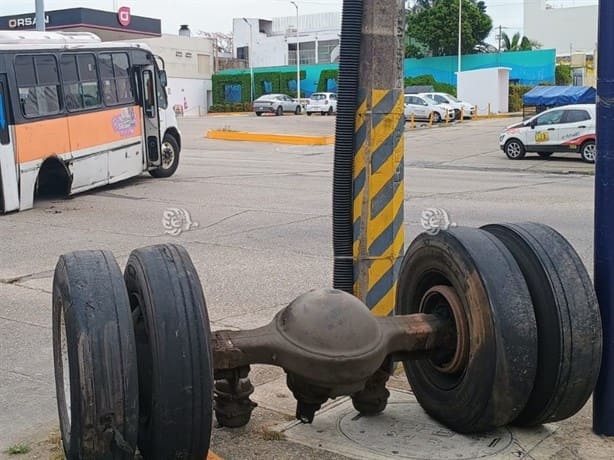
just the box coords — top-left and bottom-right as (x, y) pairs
(0, 0), (599, 46)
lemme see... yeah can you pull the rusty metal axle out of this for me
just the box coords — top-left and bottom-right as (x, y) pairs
(212, 288), (456, 426)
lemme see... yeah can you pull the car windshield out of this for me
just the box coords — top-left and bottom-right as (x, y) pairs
(445, 94), (459, 102)
(423, 96), (438, 105)
(310, 94), (327, 100)
(256, 95), (277, 101)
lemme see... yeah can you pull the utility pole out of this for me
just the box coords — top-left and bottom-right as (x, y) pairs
(594, 0), (614, 438)
(35, 0), (45, 31)
(242, 18), (254, 103)
(291, 1), (301, 103)
(457, 0), (462, 74)
(346, 0), (406, 414)
(498, 24), (502, 52)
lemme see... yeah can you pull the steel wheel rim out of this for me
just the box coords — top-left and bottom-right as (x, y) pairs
(58, 306), (72, 443)
(161, 142), (175, 169)
(507, 142), (521, 158)
(584, 144), (596, 161)
(420, 285), (469, 375)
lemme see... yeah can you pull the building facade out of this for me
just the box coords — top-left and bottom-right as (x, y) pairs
(524, 1), (597, 56)
(233, 12), (341, 68)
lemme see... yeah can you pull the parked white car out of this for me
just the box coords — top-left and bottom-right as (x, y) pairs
(404, 94), (454, 123)
(499, 104), (596, 163)
(305, 92), (337, 116)
(254, 94), (302, 116)
(420, 92), (475, 119)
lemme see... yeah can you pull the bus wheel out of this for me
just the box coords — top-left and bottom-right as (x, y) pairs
(150, 135), (180, 178)
(53, 250), (138, 459)
(124, 244), (213, 459)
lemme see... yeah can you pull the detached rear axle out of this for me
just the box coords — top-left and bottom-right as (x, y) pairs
(211, 288), (459, 426)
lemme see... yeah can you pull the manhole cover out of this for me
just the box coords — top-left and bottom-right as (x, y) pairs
(338, 401), (513, 459)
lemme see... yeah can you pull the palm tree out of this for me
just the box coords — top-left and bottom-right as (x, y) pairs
(501, 32), (541, 52)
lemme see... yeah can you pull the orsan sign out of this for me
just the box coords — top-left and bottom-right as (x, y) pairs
(8, 15), (50, 29)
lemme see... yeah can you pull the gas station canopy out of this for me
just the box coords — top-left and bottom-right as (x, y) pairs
(0, 7), (161, 41)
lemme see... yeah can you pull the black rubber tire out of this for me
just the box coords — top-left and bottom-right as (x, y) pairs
(124, 244), (213, 460)
(327, 107), (333, 116)
(482, 222), (602, 426)
(580, 140), (596, 163)
(255, 112), (262, 117)
(537, 151), (553, 158)
(276, 106), (283, 116)
(504, 139), (526, 160)
(321, 111), (326, 116)
(306, 112), (312, 116)
(432, 112), (441, 123)
(396, 227), (538, 433)
(149, 134), (180, 178)
(53, 250), (138, 460)
(295, 105), (301, 115)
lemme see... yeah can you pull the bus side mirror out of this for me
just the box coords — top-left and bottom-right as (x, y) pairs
(159, 70), (168, 87)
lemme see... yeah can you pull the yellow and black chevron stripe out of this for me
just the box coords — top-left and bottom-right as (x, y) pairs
(353, 89), (405, 316)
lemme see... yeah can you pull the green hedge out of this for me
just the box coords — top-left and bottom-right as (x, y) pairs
(555, 64), (572, 85)
(404, 75), (456, 96)
(317, 69), (339, 92)
(509, 85), (533, 112)
(212, 73), (251, 104)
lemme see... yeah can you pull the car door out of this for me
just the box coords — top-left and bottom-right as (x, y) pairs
(528, 109), (566, 150)
(283, 95), (294, 111)
(556, 109), (593, 149)
(409, 96), (429, 118)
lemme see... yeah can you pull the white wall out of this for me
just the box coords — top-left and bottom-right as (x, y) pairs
(166, 77), (210, 116)
(457, 68), (510, 114)
(524, 0), (597, 55)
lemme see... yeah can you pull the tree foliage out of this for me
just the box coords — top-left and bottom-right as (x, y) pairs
(501, 32), (542, 52)
(406, 0), (492, 57)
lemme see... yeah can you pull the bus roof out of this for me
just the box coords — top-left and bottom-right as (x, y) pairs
(0, 31), (152, 52)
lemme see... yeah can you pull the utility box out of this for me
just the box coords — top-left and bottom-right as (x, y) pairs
(457, 67), (511, 114)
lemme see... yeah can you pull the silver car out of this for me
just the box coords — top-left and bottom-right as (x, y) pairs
(254, 94), (302, 116)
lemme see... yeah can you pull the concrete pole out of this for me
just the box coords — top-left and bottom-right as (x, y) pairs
(457, 0), (462, 74)
(35, 0), (45, 32)
(353, 0), (405, 316)
(291, 2), (301, 103)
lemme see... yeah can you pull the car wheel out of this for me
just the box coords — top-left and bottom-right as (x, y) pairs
(276, 106), (283, 116)
(306, 112), (312, 116)
(321, 111), (326, 116)
(537, 151), (553, 158)
(580, 140), (596, 163)
(454, 109), (461, 120)
(256, 112), (262, 117)
(504, 139), (526, 160)
(327, 107), (333, 116)
(432, 112), (441, 123)
(295, 106), (301, 115)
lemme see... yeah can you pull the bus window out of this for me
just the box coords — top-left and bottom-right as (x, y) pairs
(0, 83), (8, 145)
(15, 55), (61, 118)
(99, 52), (134, 106)
(143, 70), (156, 118)
(61, 54), (101, 111)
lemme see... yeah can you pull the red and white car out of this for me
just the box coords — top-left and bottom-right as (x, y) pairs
(499, 104), (596, 163)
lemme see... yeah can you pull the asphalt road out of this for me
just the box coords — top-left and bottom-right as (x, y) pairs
(0, 114), (601, 458)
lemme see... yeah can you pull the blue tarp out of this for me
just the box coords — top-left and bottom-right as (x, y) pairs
(523, 85), (596, 106)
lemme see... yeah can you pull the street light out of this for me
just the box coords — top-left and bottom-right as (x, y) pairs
(242, 18), (254, 103)
(457, 0), (462, 75)
(290, 1), (301, 108)
(35, 0), (45, 31)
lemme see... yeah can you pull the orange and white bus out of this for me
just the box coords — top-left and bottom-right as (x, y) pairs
(0, 31), (182, 213)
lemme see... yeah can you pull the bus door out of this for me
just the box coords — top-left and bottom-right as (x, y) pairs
(139, 66), (161, 168)
(0, 75), (19, 213)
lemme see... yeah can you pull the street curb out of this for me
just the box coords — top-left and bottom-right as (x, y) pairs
(206, 112), (252, 117)
(206, 130), (335, 145)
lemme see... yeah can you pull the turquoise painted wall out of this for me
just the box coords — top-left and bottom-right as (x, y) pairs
(216, 49), (555, 98)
